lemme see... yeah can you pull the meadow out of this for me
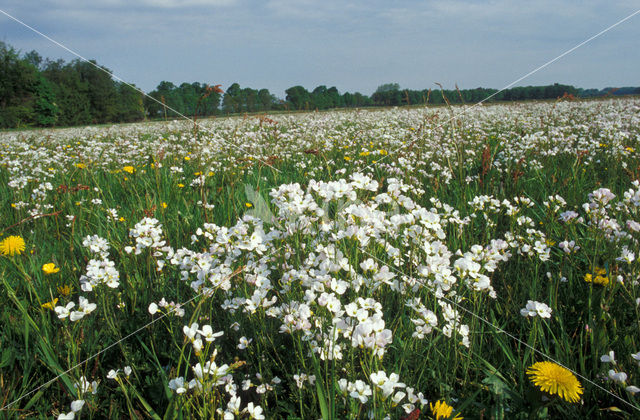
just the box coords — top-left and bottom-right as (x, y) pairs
(0, 97), (639, 419)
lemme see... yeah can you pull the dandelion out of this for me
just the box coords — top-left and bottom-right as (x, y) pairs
(246, 202), (253, 208)
(162, 202), (168, 209)
(526, 361), (583, 402)
(42, 263), (60, 274)
(122, 166), (135, 174)
(75, 163), (86, 169)
(430, 400), (462, 420)
(0, 235), (26, 256)
(584, 267), (609, 286)
(41, 298), (59, 310)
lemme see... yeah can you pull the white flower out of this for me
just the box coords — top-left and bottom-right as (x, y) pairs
(519, 300), (552, 319)
(600, 351), (616, 365)
(360, 258), (377, 272)
(349, 379), (372, 403)
(244, 402), (265, 420)
(107, 369), (119, 379)
(69, 297), (97, 321)
(238, 336), (252, 350)
(70, 400), (85, 412)
(55, 302), (75, 319)
(168, 377), (187, 394)
(148, 302), (158, 314)
(74, 376), (98, 394)
(183, 323), (199, 340)
(608, 370), (627, 383)
(293, 373), (307, 389)
(198, 324), (224, 342)
(626, 385), (640, 395)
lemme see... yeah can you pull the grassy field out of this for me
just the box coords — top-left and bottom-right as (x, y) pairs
(0, 98), (639, 419)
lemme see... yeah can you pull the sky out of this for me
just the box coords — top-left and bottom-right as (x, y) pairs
(0, 1), (638, 98)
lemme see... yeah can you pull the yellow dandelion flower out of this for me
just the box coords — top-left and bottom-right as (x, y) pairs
(379, 149), (388, 155)
(178, 183), (185, 188)
(184, 156), (191, 161)
(584, 267), (609, 286)
(42, 263), (60, 274)
(359, 151), (370, 157)
(344, 156), (351, 161)
(430, 400), (463, 420)
(545, 239), (556, 246)
(194, 171), (202, 176)
(625, 146), (635, 153)
(75, 163), (86, 169)
(118, 217), (125, 222)
(41, 298), (58, 310)
(122, 166), (135, 174)
(208, 171), (214, 177)
(527, 361), (583, 402)
(162, 202), (168, 209)
(245, 202), (253, 208)
(57, 285), (73, 296)
(0, 236), (26, 256)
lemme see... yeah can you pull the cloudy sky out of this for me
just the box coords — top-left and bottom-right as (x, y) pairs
(1, 1), (638, 97)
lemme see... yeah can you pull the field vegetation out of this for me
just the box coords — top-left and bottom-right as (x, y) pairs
(0, 97), (639, 419)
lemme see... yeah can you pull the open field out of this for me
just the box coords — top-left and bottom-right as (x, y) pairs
(1, 98), (639, 419)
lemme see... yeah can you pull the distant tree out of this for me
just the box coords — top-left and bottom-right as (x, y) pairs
(116, 83), (145, 122)
(374, 83), (400, 93)
(198, 84), (222, 117)
(43, 59), (91, 125)
(222, 82), (241, 114)
(258, 88), (277, 111)
(372, 83), (402, 106)
(72, 60), (119, 123)
(32, 74), (59, 126)
(23, 50), (44, 70)
(285, 85), (311, 110)
(244, 87), (258, 112)
(327, 87), (343, 108)
(0, 42), (58, 128)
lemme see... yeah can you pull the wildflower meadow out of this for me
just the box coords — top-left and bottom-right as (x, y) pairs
(1, 98), (639, 419)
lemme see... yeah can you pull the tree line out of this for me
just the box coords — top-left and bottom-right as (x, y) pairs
(1, 41), (638, 129)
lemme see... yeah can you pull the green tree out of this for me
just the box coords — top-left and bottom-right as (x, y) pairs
(258, 88), (277, 111)
(0, 42), (58, 128)
(74, 60), (119, 123)
(285, 85), (311, 110)
(116, 83), (145, 122)
(43, 59), (91, 125)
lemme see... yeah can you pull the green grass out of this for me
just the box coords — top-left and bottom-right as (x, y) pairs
(0, 98), (639, 419)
